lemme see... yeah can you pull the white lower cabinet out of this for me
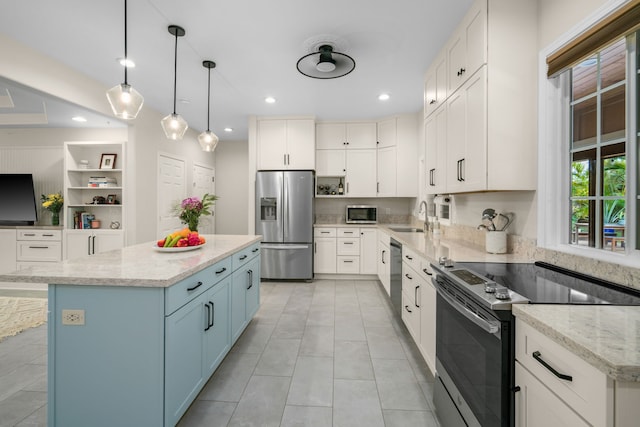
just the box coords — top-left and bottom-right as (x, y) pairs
(377, 230), (391, 295)
(314, 227), (377, 275)
(401, 261), (422, 340)
(0, 230), (17, 274)
(65, 230), (123, 259)
(15, 229), (62, 269)
(513, 318), (640, 427)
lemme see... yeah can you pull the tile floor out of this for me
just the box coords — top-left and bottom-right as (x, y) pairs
(0, 279), (440, 427)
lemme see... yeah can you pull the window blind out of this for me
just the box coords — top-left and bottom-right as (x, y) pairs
(547, 0), (640, 77)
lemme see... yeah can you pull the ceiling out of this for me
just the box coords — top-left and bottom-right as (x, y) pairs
(0, 0), (472, 140)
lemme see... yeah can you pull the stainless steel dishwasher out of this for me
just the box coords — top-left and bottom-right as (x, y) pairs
(389, 238), (402, 313)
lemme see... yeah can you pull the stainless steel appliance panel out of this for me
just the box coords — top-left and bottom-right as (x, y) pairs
(283, 171), (314, 243)
(260, 244), (313, 280)
(256, 171), (284, 243)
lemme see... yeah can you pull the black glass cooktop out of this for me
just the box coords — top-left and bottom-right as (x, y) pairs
(456, 261), (640, 305)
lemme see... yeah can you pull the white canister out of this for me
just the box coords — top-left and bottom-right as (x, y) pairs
(486, 231), (507, 254)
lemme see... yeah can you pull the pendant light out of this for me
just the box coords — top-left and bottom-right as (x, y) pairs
(161, 25), (188, 140)
(198, 60), (219, 152)
(106, 0), (144, 119)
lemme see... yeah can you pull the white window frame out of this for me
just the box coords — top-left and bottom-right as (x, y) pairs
(538, 0), (639, 268)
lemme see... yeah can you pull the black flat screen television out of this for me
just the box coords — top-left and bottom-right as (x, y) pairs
(0, 174), (38, 226)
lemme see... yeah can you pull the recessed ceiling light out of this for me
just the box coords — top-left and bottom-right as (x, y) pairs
(378, 93), (390, 101)
(117, 58), (136, 68)
(265, 96), (276, 104)
(224, 127), (233, 132)
(72, 116), (87, 122)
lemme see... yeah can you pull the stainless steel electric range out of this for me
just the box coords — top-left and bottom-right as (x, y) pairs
(430, 260), (640, 427)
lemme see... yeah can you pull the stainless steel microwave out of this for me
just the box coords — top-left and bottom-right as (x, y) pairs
(346, 205), (377, 224)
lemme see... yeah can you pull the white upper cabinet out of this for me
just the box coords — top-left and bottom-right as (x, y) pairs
(316, 150), (346, 176)
(423, 0), (537, 194)
(446, 0), (487, 95)
(376, 118), (397, 148)
(424, 51), (448, 119)
(345, 150), (377, 197)
(257, 119), (315, 170)
(316, 122), (377, 150)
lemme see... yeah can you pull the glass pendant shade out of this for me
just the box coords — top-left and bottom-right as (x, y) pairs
(198, 130), (219, 152)
(161, 113), (189, 140)
(106, 83), (144, 119)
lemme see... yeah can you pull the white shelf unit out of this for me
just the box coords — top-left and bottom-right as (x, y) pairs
(63, 141), (125, 258)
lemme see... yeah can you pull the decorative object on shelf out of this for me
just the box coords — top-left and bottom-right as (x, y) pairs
(106, 194), (117, 204)
(296, 40), (356, 79)
(91, 219), (101, 229)
(110, 221), (121, 229)
(92, 196), (107, 204)
(99, 153), (117, 169)
(175, 193), (217, 232)
(198, 60), (220, 152)
(41, 192), (63, 226)
(79, 160), (90, 169)
(161, 25), (189, 140)
(106, 0), (144, 120)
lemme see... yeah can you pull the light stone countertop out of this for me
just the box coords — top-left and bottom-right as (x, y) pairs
(0, 234), (262, 288)
(318, 223), (533, 264)
(513, 304), (640, 382)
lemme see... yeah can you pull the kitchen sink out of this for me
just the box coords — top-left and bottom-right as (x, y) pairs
(388, 226), (424, 233)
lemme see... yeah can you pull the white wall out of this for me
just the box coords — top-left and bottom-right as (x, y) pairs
(215, 140), (249, 234)
(537, 0), (611, 49)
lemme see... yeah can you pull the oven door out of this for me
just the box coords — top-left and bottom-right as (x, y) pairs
(435, 281), (512, 427)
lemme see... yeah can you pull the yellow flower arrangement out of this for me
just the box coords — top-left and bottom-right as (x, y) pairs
(41, 192), (64, 213)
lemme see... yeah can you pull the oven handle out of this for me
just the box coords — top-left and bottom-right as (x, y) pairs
(436, 284), (501, 336)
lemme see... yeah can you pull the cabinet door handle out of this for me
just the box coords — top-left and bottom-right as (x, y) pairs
(532, 351), (573, 381)
(87, 236), (91, 255)
(247, 269), (253, 289)
(429, 168), (435, 186)
(215, 267), (227, 274)
(377, 182), (379, 193)
(460, 158), (465, 182)
(92, 236), (96, 254)
(187, 281), (203, 292)
(405, 273), (413, 280)
(209, 302), (215, 328)
(314, 242), (317, 253)
(381, 249), (386, 264)
(457, 67), (466, 76)
(283, 154), (287, 165)
(429, 99), (437, 105)
(415, 285), (420, 308)
(405, 305), (412, 313)
(239, 255), (247, 260)
(204, 303), (211, 331)
(346, 182), (349, 193)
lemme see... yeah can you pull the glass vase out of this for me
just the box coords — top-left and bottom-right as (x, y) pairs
(188, 218), (199, 232)
(52, 212), (60, 226)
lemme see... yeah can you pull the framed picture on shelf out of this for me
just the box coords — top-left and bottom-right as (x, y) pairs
(100, 153), (117, 169)
(106, 194), (117, 204)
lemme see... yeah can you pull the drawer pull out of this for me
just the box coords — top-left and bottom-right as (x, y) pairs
(239, 255), (248, 260)
(343, 242), (354, 245)
(405, 255), (413, 260)
(28, 246), (50, 249)
(343, 231), (354, 234)
(422, 268), (432, 276)
(215, 267), (227, 274)
(252, 248), (259, 253)
(343, 260), (354, 263)
(43, 233), (54, 237)
(405, 305), (412, 313)
(532, 351), (573, 382)
(405, 273), (413, 280)
(187, 281), (203, 292)
(320, 231), (330, 234)
(23, 233), (36, 236)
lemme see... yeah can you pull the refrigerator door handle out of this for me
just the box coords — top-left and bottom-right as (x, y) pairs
(283, 175), (289, 241)
(261, 244), (310, 250)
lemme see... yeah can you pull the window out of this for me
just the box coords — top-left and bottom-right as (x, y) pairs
(569, 38), (627, 251)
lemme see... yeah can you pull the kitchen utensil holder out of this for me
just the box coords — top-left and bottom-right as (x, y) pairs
(486, 231), (507, 254)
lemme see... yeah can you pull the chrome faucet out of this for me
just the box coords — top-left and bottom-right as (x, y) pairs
(419, 200), (429, 232)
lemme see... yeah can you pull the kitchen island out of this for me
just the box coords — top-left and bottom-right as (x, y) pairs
(0, 234), (261, 427)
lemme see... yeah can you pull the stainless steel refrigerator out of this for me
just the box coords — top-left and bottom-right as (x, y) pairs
(255, 170), (314, 280)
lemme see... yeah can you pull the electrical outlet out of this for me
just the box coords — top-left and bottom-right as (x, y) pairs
(62, 309), (85, 326)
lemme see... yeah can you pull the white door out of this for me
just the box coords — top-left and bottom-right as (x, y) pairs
(193, 163), (215, 234)
(158, 153), (186, 238)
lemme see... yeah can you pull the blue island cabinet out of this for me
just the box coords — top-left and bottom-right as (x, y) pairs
(47, 242), (260, 427)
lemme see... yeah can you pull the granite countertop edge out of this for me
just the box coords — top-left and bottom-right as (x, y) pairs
(513, 305), (640, 382)
(0, 235), (262, 288)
